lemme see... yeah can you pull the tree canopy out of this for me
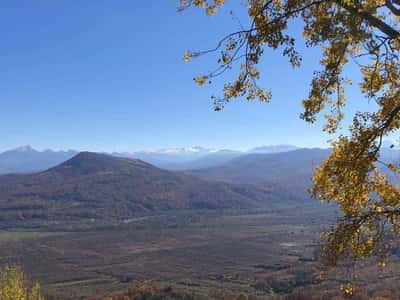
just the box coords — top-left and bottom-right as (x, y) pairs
(180, 0), (400, 273)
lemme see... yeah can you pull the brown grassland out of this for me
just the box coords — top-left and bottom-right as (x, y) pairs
(0, 205), (399, 299)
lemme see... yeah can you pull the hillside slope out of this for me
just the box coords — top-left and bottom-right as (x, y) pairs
(189, 148), (331, 196)
(0, 152), (293, 220)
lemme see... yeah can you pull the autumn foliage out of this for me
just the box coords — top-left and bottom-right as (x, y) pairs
(181, 0), (400, 267)
(0, 265), (44, 300)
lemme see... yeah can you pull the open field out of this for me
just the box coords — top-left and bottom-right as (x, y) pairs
(0, 204), (399, 299)
(0, 231), (65, 243)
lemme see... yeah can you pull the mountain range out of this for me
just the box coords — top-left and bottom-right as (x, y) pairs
(0, 145), (300, 174)
(188, 148), (331, 197)
(188, 147), (400, 196)
(0, 146), (77, 175)
(0, 152), (296, 221)
(2, 145), (398, 221)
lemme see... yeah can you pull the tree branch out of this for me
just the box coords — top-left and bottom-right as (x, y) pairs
(386, 0), (400, 16)
(338, 1), (400, 39)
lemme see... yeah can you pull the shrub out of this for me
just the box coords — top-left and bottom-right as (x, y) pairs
(0, 265), (44, 300)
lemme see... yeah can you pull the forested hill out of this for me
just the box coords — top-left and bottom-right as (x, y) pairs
(0, 152), (297, 221)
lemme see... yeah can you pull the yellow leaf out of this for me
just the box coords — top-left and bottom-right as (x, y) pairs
(194, 76), (207, 86)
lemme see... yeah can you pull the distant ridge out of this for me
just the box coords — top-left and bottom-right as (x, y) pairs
(248, 144), (299, 154)
(188, 148), (331, 197)
(0, 144), (300, 173)
(0, 152), (293, 221)
(0, 146), (77, 175)
(113, 144), (299, 170)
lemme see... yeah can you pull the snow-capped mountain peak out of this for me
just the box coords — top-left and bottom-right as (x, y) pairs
(12, 145), (35, 152)
(143, 146), (213, 155)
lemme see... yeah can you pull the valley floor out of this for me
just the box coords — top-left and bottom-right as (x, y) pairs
(0, 204), (399, 299)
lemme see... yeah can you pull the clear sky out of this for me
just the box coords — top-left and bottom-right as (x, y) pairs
(0, 1), (375, 152)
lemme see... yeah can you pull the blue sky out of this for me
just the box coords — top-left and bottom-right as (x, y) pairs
(0, 1), (376, 152)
